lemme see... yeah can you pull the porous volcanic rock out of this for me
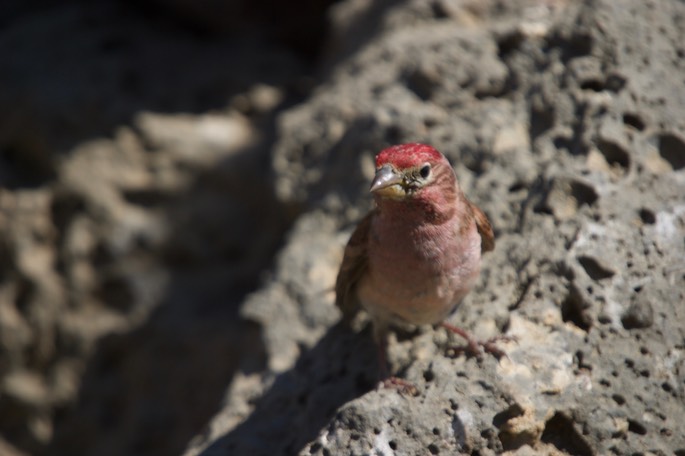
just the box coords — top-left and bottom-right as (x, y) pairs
(185, 1), (685, 455)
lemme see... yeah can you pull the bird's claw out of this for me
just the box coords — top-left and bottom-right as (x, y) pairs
(442, 323), (516, 360)
(380, 377), (419, 396)
(479, 334), (518, 359)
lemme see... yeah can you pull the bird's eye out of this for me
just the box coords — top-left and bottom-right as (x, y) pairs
(419, 164), (431, 179)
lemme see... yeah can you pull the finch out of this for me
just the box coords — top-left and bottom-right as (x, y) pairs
(335, 143), (497, 387)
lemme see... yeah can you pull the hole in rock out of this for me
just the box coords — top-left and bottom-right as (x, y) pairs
(657, 133), (685, 170)
(548, 32), (594, 62)
(561, 285), (592, 331)
(569, 180), (599, 207)
(612, 394), (626, 405)
(540, 412), (593, 456)
(622, 113), (645, 131)
(596, 139), (631, 171)
(508, 181), (526, 193)
(496, 30), (524, 58)
(627, 419), (647, 435)
(580, 79), (604, 91)
(577, 256), (615, 280)
(638, 208), (656, 224)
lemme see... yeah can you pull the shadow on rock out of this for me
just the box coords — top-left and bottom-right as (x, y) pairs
(198, 322), (379, 456)
(0, 2), (341, 455)
(45, 142), (290, 456)
(47, 289), (262, 456)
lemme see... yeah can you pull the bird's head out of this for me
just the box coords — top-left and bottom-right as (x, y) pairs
(370, 143), (456, 201)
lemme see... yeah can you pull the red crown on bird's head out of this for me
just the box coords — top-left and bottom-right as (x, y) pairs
(375, 143), (445, 169)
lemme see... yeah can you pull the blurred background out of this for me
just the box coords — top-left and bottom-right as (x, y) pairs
(0, 0), (340, 454)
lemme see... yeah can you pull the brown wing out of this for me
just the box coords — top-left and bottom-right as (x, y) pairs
(335, 210), (373, 322)
(469, 201), (495, 253)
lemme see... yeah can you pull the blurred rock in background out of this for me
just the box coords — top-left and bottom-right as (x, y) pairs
(0, 1), (335, 455)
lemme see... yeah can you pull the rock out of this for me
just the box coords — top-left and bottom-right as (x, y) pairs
(134, 111), (254, 165)
(0, 437), (29, 456)
(186, 0), (685, 455)
(1, 0), (685, 455)
(0, 0), (307, 454)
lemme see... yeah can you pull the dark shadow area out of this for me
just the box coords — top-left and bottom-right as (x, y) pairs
(45, 140), (293, 456)
(540, 412), (593, 456)
(46, 278), (266, 456)
(0, 0), (331, 189)
(198, 322), (378, 456)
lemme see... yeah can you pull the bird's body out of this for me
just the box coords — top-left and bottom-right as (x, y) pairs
(357, 198), (482, 328)
(335, 143), (495, 382)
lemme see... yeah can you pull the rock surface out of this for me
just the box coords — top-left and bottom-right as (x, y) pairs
(186, 1), (685, 455)
(1, 0), (684, 455)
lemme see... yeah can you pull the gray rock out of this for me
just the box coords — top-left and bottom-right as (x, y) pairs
(187, 0), (685, 455)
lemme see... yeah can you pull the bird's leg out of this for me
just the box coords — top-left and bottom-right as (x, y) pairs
(441, 322), (512, 360)
(374, 325), (418, 395)
(376, 333), (391, 378)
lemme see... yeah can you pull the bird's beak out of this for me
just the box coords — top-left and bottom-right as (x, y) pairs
(370, 164), (405, 198)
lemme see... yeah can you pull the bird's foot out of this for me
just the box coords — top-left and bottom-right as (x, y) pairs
(382, 377), (418, 395)
(380, 376), (419, 396)
(441, 322), (515, 360)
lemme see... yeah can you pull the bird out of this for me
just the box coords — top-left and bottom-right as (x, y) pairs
(335, 143), (498, 391)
